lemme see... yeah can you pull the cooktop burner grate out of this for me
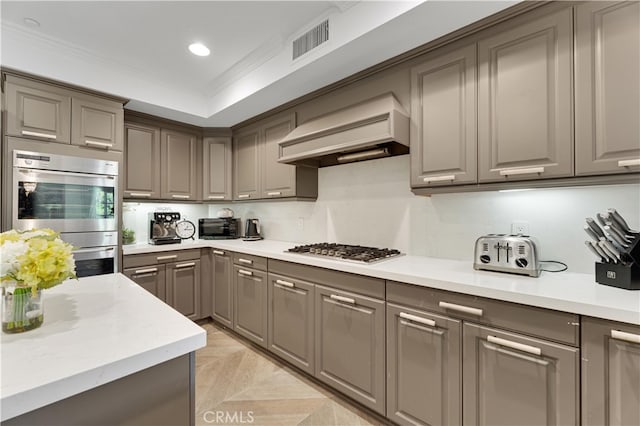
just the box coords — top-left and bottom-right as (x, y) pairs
(287, 243), (402, 263)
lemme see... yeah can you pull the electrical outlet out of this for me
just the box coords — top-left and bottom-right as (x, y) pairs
(511, 221), (530, 235)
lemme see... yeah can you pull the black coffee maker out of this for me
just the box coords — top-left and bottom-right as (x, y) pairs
(149, 212), (181, 245)
(243, 218), (262, 241)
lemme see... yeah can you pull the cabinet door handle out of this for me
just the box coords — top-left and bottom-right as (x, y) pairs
(439, 301), (483, 316)
(275, 279), (294, 288)
(238, 194), (250, 199)
(208, 195), (225, 199)
(213, 250), (225, 255)
(330, 294), (355, 304)
(422, 174), (455, 183)
(618, 159), (640, 168)
(238, 269), (253, 276)
(611, 329), (640, 344)
(400, 312), (435, 327)
(238, 258), (253, 265)
(134, 267), (158, 274)
(172, 194), (190, 199)
(499, 167), (545, 176)
(267, 191), (282, 196)
(22, 130), (57, 139)
(85, 140), (113, 148)
(487, 335), (542, 356)
(174, 262), (195, 269)
(156, 255), (178, 261)
(129, 192), (151, 197)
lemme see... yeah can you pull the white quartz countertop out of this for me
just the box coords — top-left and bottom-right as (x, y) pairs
(0, 273), (206, 421)
(124, 239), (640, 325)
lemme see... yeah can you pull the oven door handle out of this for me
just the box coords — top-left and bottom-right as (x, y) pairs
(17, 168), (116, 180)
(73, 247), (115, 254)
(72, 247), (116, 261)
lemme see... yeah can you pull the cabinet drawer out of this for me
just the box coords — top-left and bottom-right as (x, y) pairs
(387, 281), (579, 346)
(123, 249), (202, 268)
(233, 253), (267, 271)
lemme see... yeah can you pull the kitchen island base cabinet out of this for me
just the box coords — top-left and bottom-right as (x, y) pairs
(463, 323), (579, 426)
(233, 264), (268, 348)
(314, 284), (385, 415)
(3, 353), (195, 426)
(212, 249), (234, 328)
(386, 303), (461, 426)
(582, 317), (640, 426)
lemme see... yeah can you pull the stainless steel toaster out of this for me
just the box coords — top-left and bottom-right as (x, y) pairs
(474, 234), (540, 277)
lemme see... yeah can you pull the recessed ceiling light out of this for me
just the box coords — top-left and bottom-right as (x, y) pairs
(188, 43), (210, 57)
(23, 17), (40, 27)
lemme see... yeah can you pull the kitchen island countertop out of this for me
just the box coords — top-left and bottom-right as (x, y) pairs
(0, 273), (206, 422)
(124, 239), (640, 325)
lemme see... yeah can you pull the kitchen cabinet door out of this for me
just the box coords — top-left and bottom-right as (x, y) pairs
(124, 265), (166, 303)
(478, 7), (573, 182)
(575, 1), (640, 176)
(123, 122), (161, 199)
(202, 136), (232, 201)
(582, 317), (640, 426)
(386, 303), (461, 426)
(315, 284), (385, 415)
(166, 259), (201, 320)
(161, 129), (198, 200)
(5, 75), (71, 143)
(463, 322), (579, 426)
(212, 249), (233, 328)
(267, 273), (315, 375)
(71, 95), (123, 151)
(233, 127), (261, 200)
(410, 43), (477, 188)
(261, 113), (297, 198)
(233, 265), (268, 348)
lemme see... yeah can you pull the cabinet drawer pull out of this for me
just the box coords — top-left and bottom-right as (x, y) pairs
(129, 192), (151, 197)
(611, 329), (640, 344)
(85, 140), (113, 148)
(207, 195), (225, 199)
(487, 335), (542, 356)
(275, 279), (294, 288)
(439, 301), (483, 316)
(134, 267), (158, 274)
(22, 130), (57, 139)
(156, 255), (178, 261)
(267, 191), (282, 196)
(175, 262), (195, 269)
(330, 294), (355, 305)
(400, 312), (435, 327)
(171, 194), (190, 199)
(238, 269), (253, 276)
(499, 167), (545, 176)
(238, 194), (250, 199)
(618, 159), (640, 168)
(213, 250), (225, 255)
(238, 258), (253, 265)
(422, 175), (455, 183)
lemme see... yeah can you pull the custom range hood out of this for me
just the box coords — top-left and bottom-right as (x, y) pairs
(278, 93), (409, 167)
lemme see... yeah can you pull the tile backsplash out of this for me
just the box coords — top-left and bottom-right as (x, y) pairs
(124, 155), (640, 274)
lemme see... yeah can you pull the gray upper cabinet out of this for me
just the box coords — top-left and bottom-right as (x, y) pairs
(5, 75), (71, 143)
(233, 127), (261, 200)
(212, 249), (234, 328)
(463, 322), (579, 426)
(582, 317), (640, 426)
(166, 259), (201, 320)
(161, 129), (198, 200)
(123, 122), (161, 199)
(71, 95), (124, 151)
(575, 1), (640, 176)
(478, 7), (573, 183)
(410, 43), (477, 188)
(202, 136), (232, 201)
(261, 113), (297, 198)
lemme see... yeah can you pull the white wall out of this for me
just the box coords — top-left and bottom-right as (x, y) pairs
(124, 155), (640, 274)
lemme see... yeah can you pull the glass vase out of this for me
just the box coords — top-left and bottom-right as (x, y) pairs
(1, 287), (44, 333)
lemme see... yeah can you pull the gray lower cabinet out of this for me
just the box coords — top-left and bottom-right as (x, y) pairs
(463, 322), (579, 426)
(123, 122), (161, 199)
(123, 265), (166, 302)
(161, 129), (198, 200)
(212, 249), (234, 328)
(71, 94), (124, 151)
(386, 303), (461, 426)
(315, 284), (385, 415)
(166, 259), (201, 321)
(267, 272), (315, 375)
(582, 317), (640, 426)
(202, 136), (232, 201)
(233, 264), (268, 348)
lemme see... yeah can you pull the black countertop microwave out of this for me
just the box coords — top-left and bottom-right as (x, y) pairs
(198, 218), (240, 239)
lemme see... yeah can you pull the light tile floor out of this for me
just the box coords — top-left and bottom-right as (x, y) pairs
(195, 321), (388, 426)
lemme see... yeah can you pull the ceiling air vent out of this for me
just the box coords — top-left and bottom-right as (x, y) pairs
(293, 19), (329, 60)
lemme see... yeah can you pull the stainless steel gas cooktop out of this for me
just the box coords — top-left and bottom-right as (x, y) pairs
(287, 243), (402, 264)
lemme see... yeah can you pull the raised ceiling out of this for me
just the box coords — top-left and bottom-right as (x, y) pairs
(1, 1), (519, 127)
